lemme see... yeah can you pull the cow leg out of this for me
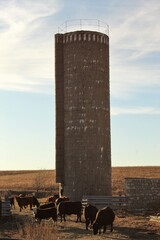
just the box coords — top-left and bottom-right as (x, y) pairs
(63, 214), (66, 221)
(60, 214), (65, 222)
(110, 223), (113, 232)
(76, 213), (81, 222)
(86, 218), (90, 230)
(76, 214), (79, 222)
(103, 225), (107, 233)
(90, 219), (94, 229)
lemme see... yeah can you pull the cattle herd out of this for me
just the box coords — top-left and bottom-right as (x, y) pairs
(8, 194), (115, 235)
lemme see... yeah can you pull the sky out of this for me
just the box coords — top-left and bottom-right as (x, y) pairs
(0, 0), (159, 170)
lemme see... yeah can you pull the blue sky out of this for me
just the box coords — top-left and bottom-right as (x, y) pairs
(0, 0), (159, 170)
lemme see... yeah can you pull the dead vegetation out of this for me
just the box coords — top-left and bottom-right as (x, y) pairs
(0, 167), (160, 239)
(112, 166), (160, 195)
(0, 204), (160, 240)
(0, 166), (159, 195)
(0, 170), (57, 192)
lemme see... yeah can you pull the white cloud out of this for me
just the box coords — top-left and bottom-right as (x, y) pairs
(109, 1), (160, 98)
(0, 0), (59, 93)
(110, 1), (160, 54)
(0, 73), (53, 94)
(110, 63), (160, 98)
(111, 107), (160, 116)
(0, 0), (159, 97)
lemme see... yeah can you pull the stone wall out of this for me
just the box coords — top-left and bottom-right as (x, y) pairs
(125, 178), (160, 212)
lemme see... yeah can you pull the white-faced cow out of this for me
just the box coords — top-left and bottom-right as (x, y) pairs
(33, 207), (57, 223)
(93, 206), (115, 235)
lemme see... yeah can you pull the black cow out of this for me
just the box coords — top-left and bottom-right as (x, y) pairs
(46, 194), (59, 203)
(55, 196), (69, 206)
(33, 207), (57, 223)
(50, 194), (59, 202)
(93, 206), (115, 235)
(84, 204), (98, 230)
(39, 202), (55, 209)
(57, 201), (82, 222)
(16, 196), (39, 212)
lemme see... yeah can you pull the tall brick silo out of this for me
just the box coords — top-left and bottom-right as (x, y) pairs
(55, 23), (111, 201)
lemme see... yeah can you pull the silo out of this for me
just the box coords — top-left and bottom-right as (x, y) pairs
(55, 24), (111, 201)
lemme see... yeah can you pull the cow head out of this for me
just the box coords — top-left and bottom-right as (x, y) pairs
(93, 222), (99, 235)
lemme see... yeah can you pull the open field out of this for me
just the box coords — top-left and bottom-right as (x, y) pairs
(0, 170), (57, 193)
(112, 166), (160, 195)
(0, 166), (160, 195)
(0, 167), (160, 239)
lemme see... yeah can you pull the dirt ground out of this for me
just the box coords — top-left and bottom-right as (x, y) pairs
(0, 200), (160, 240)
(0, 168), (159, 239)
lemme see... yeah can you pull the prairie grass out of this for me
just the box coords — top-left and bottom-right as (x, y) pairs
(0, 166), (159, 195)
(0, 167), (159, 240)
(17, 221), (57, 240)
(112, 166), (160, 195)
(0, 170), (57, 191)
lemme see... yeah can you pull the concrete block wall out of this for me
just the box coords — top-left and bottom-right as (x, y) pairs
(125, 178), (160, 211)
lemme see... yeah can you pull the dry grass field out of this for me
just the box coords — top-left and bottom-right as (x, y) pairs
(0, 167), (160, 239)
(112, 166), (160, 195)
(0, 166), (159, 195)
(0, 170), (57, 193)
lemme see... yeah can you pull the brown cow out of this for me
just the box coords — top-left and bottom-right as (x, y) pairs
(16, 196), (39, 212)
